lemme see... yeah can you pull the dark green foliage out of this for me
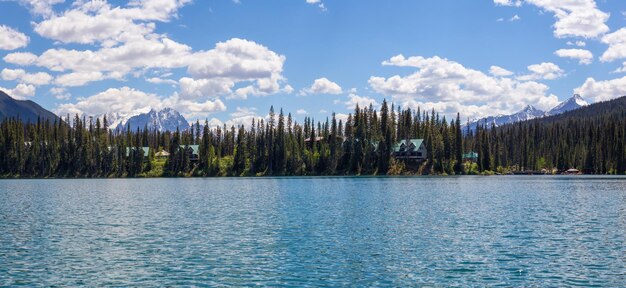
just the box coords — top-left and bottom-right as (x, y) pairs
(0, 96), (624, 177)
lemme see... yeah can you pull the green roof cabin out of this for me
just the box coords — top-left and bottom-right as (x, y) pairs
(125, 147), (150, 158)
(462, 152), (479, 161)
(392, 139), (427, 160)
(182, 145), (200, 162)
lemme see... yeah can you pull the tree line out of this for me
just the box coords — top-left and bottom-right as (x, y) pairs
(0, 98), (624, 178)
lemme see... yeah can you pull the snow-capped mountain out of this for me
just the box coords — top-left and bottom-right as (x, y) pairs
(93, 111), (139, 130)
(117, 108), (190, 132)
(464, 105), (545, 131)
(546, 94), (588, 116)
(463, 94), (589, 132)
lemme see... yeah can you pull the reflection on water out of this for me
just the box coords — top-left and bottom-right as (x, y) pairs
(0, 176), (624, 286)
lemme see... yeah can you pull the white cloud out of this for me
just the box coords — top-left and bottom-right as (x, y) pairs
(33, 36), (192, 75)
(489, 65), (513, 77)
(554, 48), (593, 65)
(222, 107), (261, 128)
(612, 62), (626, 74)
(50, 87), (70, 100)
(370, 54), (559, 119)
(14, 0), (64, 17)
(344, 93), (379, 110)
(178, 77), (234, 99)
(3, 52), (38, 65)
(600, 28), (626, 62)
(0, 83), (36, 100)
(164, 94), (227, 120)
(33, 0), (191, 46)
(305, 0), (326, 10)
(54, 71), (105, 87)
(334, 113), (349, 124)
(0, 25), (29, 50)
(55, 86), (163, 116)
(1, 68), (52, 85)
(494, 0), (522, 7)
(187, 38), (287, 99)
(296, 109), (307, 115)
(300, 77), (343, 95)
(566, 40), (586, 47)
(525, 0), (610, 39)
(146, 77), (177, 85)
(518, 62), (564, 80)
(574, 76), (626, 102)
(509, 14), (521, 21)
(54, 86), (226, 120)
(496, 0), (609, 39)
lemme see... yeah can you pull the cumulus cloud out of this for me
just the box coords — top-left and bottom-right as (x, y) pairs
(3, 52), (38, 65)
(221, 107), (262, 128)
(7, 1), (288, 118)
(296, 109), (307, 115)
(14, 0), (64, 17)
(49, 87), (70, 100)
(518, 62), (564, 81)
(300, 77), (343, 95)
(55, 86), (163, 116)
(146, 77), (177, 85)
(495, 0), (609, 39)
(54, 71), (105, 87)
(600, 28), (626, 62)
(344, 93), (379, 110)
(54, 86), (226, 121)
(33, 0), (190, 46)
(1, 68), (52, 85)
(369, 54), (559, 120)
(509, 14), (521, 21)
(0, 25), (29, 50)
(0, 83), (36, 100)
(489, 65), (514, 77)
(554, 48), (593, 65)
(186, 38), (287, 99)
(574, 76), (626, 102)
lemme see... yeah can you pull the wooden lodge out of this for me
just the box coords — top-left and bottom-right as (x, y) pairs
(392, 139), (427, 161)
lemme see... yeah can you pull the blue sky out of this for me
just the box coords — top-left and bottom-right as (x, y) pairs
(1, 0), (626, 126)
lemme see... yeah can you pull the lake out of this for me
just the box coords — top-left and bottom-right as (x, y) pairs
(0, 176), (624, 286)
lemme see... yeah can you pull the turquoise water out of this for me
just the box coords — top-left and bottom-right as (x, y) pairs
(0, 176), (624, 286)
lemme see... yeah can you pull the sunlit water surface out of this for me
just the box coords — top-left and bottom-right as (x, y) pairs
(0, 176), (624, 286)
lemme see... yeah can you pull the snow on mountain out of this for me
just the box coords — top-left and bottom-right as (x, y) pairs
(462, 94), (589, 133)
(93, 111), (139, 130)
(464, 105), (545, 132)
(117, 108), (190, 132)
(546, 94), (588, 116)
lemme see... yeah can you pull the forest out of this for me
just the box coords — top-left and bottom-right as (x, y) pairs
(0, 97), (625, 178)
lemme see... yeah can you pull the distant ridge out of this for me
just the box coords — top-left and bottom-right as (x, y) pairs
(0, 90), (60, 123)
(463, 94), (589, 132)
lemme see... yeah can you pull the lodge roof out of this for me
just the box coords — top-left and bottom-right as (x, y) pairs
(392, 139), (424, 153)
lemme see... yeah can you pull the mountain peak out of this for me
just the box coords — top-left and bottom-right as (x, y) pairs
(521, 105), (539, 112)
(547, 94), (588, 116)
(115, 107), (190, 132)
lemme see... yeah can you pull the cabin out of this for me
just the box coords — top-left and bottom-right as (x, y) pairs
(155, 150), (170, 160)
(463, 152), (479, 162)
(182, 145), (199, 162)
(392, 139), (427, 160)
(125, 147), (150, 158)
